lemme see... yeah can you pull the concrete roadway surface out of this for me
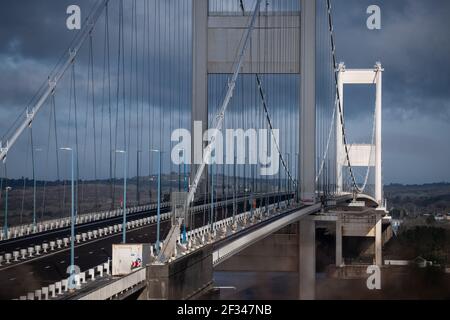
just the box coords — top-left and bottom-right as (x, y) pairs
(0, 194), (287, 300)
(0, 193), (246, 255)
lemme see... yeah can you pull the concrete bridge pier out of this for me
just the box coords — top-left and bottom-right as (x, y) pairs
(333, 212), (388, 268)
(144, 245), (214, 300)
(298, 219), (316, 300)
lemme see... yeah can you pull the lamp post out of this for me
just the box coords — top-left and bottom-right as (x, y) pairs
(150, 149), (162, 254)
(210, 154), (215, 233)
(4, 186), (12, 236)
(115, 150), (127, 244)
(286, 153), (291, 206)
(136, 150), (142, 205)
(60, 147), (75, 277)
(181, 148), (188, 243)
(296, 153), (299, 203)
(182, 148), (188, 192)
(32, 147), (43, 227)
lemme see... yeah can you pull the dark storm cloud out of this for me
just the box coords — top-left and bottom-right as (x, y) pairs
(334, 0), (450, 121)
(332, 0), (450, 183)
(0, 0), (93, 61)
(0, 0), (449, 184)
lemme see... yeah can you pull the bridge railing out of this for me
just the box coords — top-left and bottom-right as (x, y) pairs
(15, 195), (294, 300)
(0, 202), (169, 242)
(0, 191), (292, 243)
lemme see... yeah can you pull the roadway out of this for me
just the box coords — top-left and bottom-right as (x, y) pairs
(0, 193), (290, 300)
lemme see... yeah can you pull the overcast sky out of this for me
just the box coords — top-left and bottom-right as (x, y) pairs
(333, 0), (450, 184)
(0, 0), (449, 185)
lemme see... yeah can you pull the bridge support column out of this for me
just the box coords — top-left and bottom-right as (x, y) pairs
(192, 0), (209, 195)
(299, 0), (316, 204)
(375, 63), (383, 205)
(298, 219), (315, 300)
(375, 213), (382, 266)
(146, 245), (213, 300)
(336, 216), (343, 267)
(336, 64), (345, 195)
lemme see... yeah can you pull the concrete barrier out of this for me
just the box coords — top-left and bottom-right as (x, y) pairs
(55, 282), (62, 295)
(27, 292), (34, 300)
(74, 274), (81, 289)
(35, 245), (41, 255)
(97, 265), (103, 277)
(89, 268), (95, 281)
(27, 247), (35, 257)
(63, 238), (69, 247)
(49, 284), (56, 298)
(19, 249), (26, 260)
(104, 262), (110, 275)
(42, 243), (49, 253)
(80, 272), (86, 284)
(76, 234), (81, 243)
(62, 279), (69, 292)
(34, 290), (42, 300)
(42, 287), (49, 300)
(11, 251), (19, 262)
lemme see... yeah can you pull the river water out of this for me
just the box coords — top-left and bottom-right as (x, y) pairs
(201, 269), (450, 300)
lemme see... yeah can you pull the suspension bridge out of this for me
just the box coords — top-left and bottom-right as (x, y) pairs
(0, 0), (389, 300)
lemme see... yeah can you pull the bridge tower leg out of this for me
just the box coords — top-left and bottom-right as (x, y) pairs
(336, 215), (343, 267)
(375, 213), (382, 266)
(299, 0), (316, 204)
(298, 219), (316, 300)
(191, 0), (209, 195)
(375, 63), (383, 206)
(336, 64), (345, 195)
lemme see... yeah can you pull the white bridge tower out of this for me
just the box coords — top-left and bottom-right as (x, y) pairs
(336, 62), (384, 207)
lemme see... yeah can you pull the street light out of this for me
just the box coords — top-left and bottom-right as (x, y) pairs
(32, 147), (43, 227)
(115, 150), (127, 244)
(150, 149), (162, 254)
(181, 148), (188, 192)
(210, 153), (215, 233)
(286, 153), (291, 206)
(4, 186), (12, 236)
(136, 150), (142, 205)
(60, 147), (75, 279)
(180, 148), (188, 244)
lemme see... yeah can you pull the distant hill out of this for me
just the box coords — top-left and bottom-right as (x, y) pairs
(385, 183), (450, 217)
